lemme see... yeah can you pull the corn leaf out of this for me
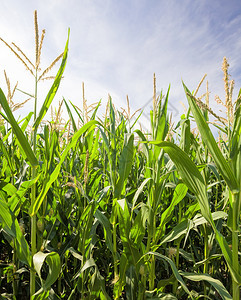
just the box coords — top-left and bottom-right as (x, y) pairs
(33, 29), (70, 130)
(143, 251), (192, 298)
(152, 140), (241, 285)
(33, 251), (61, 292)
(150, 141), (212, 224)
(0, 138), (14, 173)
(183, 82), (238, 193)
(0, 89), (38, 166)
(63, 98), (77, 132)
(117, 199), (141, 266)
(115, 134), (134, 198)
(0, 198), (31, 266)
(180, 271), (232, 300)
(155, 183), (188, 243)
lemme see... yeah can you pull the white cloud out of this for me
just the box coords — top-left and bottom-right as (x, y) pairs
(0, 0), (241, 129)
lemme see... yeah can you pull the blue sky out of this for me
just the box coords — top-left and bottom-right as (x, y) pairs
(1, 0), (241, 129)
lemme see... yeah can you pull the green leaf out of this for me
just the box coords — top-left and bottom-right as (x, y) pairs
(117, 198), (141, 266)
(0, 198), (31, 266)
(130, 205), (148, 247)
(63, 98), (77, 132)
(154, 183), (188, 243)
(150, 141), (212, 224)
(33, 29), (70, 130)
(8, 175), (40, 214)
(180, 118), (191, 153)
(113, 253), (128, 299)
(73, 258), (96, 280)
(115, 134), (134, 198)
(0, 138), (14, 173)
(131, 178), (152, 213)
(160, 211), (228, 245)
(180, 271), (232, 300)
(183, 82), (238, 193)
(0, 89), (38, 166)
(33, 251), (61, 291)
(143, 251), (192, 299)
(215, 230), (241, 284)
(95, 209), (114, 253)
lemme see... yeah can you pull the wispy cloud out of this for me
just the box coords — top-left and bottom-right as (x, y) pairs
(0, 0), (241, 128)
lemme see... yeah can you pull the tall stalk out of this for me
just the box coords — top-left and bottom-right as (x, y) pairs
(30, 67), (38, 298)
(232, 192), (240, 299)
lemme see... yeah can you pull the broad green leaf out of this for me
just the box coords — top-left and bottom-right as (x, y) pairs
(33, 29), (70, 130)
(95, 208), (113, 253)
(0, 88), (38, 166)
(114, 253), (128, 299)
(73, 258), (96, 280)
(68, 247), (83, 261)
(130, 205), (149, 247)
(180, 271), (232, 300)
(32, 289), (49, 300)
(131, 178), (152, 213)
(0, 198), (31, 266)
(134, 129), (150, 160)
(8, 175), (40, 214)
(2, 182), (17, 196)
(183, 82), (238, 193)
(180, 118), (190, 153)
(115, 134), (134, 198)
(160, 211), (228, 245)
(33, 251), (61, 291)
(160, 184), (188, 226)
(151, 141), (212, 224)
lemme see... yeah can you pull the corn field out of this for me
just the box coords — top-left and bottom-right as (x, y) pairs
(0, 11), (240, 300)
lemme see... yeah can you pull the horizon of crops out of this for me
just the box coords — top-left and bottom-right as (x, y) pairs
(0, 10), (240, 300)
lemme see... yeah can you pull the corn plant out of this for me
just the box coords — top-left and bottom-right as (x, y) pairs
(0, 11), (240, 300)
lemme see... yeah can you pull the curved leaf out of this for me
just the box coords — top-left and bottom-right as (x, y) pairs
(33, 29), (70, 130)
(0, 88), (38, 166)
(143, 251), (192, 298)
(150, 141), (212, 224)
(180, 271), (232, 300)
(183, 82), (238, 193)
(33, 251), (61, 291)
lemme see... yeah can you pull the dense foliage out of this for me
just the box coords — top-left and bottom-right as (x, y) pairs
(0, 11), (240, 300)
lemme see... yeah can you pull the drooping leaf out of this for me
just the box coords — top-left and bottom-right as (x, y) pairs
(33, 251), (61, 292)
(143, 251), (192, 298)
(150, 141), (212, 224)
(180, 271), (232, 300)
